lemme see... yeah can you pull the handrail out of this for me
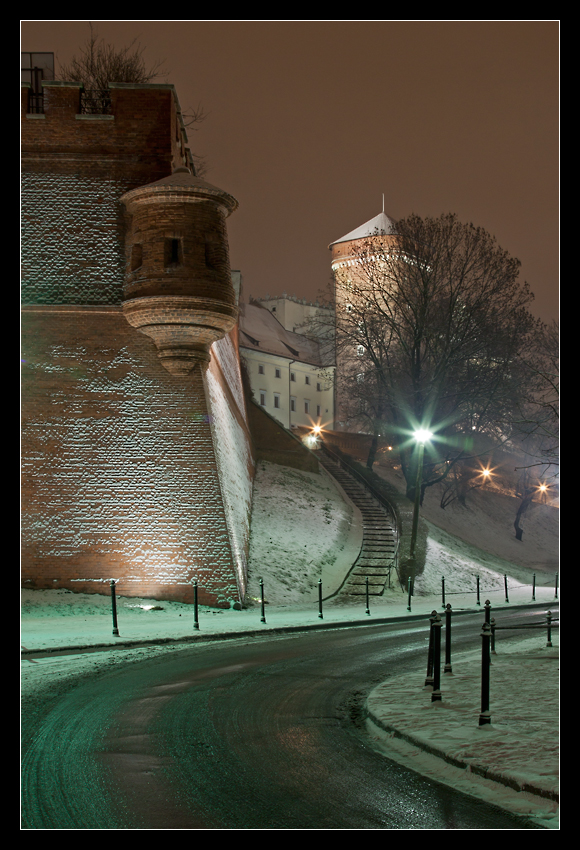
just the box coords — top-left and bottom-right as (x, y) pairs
(319, 441), (403, 590)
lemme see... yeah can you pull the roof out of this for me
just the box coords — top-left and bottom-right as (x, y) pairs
(238, 302), (326, 366)
(330, 211), (397, 247)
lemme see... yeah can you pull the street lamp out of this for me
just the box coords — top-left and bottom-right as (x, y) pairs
(409, 428), (432, 580)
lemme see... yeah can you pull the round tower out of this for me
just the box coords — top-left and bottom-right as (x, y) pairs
(121, 167), (239, 375)
(329, 209), (398, 273)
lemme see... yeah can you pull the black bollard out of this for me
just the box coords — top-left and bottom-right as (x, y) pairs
(365, 576), (370, 616)
(532, 573), (536, 602)
(425, 610), (437, 686)
(431, 614), (442, 702)
(504, 574), (509, 603)
(476, 574), (481, 606)
(110, 579), (119, 636)
(260, 578), (266, 623)
(484, 599), (491, 624)
(441, 576), (446, 609)
(546, 610), (553, 647)
(407, 576), (413, 612)
(318, 579), (323, 619)
(479, 621), (492, 725)
(555, 573), (559, 600)
(444, 603), (452, 673)
(193, 580), (199, 631)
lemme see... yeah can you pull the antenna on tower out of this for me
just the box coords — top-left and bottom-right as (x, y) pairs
(382, 194), (385, 213)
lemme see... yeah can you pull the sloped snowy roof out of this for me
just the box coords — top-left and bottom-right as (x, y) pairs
(330, 211), (397, 246)
(239, 302), (324, 365)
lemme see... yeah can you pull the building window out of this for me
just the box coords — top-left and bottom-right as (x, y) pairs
(274, 393), (280, 409)
(290, 397), (296, 412)
(305, 375), (310, 385)
(290, 372), (296, 382)
(260, 391), (266, 406)
(316, 382), (322, 392)
(357, 345), (365, 356)
(258, 364), (265, 375)
(275, 368), (281, 378)
(316, 405), (321, 417)
(304, 400), (310, 414)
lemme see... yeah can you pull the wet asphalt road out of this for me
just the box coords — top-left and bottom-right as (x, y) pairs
(21, 611), (548, 829)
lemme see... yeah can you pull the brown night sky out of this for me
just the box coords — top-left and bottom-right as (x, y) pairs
(21, 20), (559, 323)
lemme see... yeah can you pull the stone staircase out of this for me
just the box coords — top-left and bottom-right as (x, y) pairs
(317, 448), (399, 598)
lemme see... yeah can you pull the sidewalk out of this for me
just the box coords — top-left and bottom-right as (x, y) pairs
(21, 584), (559, 829)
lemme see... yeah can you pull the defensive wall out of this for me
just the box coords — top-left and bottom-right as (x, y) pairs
(21, 81), (254, 607)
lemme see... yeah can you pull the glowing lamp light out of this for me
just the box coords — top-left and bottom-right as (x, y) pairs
(482, 468), (491, 477)
(414, 428), (433, 444)
(539, 483), (547, 492)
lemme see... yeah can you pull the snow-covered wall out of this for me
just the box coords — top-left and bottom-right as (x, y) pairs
(206, 334), (255, 600)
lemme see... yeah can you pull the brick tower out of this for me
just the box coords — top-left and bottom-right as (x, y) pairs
(329, 209), (399, 429)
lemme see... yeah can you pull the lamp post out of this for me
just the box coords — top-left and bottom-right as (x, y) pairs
(407, 428), (432, 600)
(409, 429), (432, 579)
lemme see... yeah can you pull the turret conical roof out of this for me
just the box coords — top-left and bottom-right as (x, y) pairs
(330, 211), (397, 247)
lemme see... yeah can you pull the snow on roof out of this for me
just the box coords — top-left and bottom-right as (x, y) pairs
(239, 302), (324, 365)
(330, 211), (397, 247)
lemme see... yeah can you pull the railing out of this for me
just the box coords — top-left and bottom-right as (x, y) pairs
(319, 442), (402, 589)
(80, 89), (112, 114)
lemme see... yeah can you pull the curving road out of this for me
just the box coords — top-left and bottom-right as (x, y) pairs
(21, 610), (549, 829)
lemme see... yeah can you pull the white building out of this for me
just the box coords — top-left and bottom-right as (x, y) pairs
(239, 297), (335, 431)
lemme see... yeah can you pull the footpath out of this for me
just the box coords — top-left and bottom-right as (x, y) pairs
(21, 584), (559, 829)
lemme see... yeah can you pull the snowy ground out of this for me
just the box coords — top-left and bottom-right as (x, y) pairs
(21, 457), (559, 829)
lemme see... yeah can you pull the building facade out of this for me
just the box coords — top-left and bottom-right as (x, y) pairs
(239, 298), (335, 431)
(21, 78), (254, 608)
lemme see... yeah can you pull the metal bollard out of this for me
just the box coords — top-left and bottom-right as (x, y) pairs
(407, 576), (413, 611)
(504, 574), (509, 603)
(476, 574), (480, 606)
(425, 610), (437, 686)
(431, 613), (442, 702)
(444, 603), (452, 673)
(484, 599), (491, 624)
(441, 576), (446, 609)
(193, 580), (199, 631)
(365, 576), (370, 616)
(532, 573), (536, 602)
(546, 610), (553, 647)
(555, 573), (559, 600)
(110, 579), (119, 636)
(479, 621), (492, 725)
(318, 579), (323, 619)
(260, 578), (266, 623)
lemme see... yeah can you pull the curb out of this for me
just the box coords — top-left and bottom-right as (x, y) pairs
(365, 710), (559, 803)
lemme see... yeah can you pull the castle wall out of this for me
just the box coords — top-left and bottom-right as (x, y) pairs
(21, 83), (254, 607)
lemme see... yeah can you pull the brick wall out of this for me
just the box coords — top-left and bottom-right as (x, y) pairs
(21, 83), (254, 607)
(21, 306), (252, 606)
(21, 83), (189, 306)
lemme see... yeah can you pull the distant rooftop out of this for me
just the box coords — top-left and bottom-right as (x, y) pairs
(330, 211), (397, 247)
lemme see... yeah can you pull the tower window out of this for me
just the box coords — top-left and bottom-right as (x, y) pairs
(131, 244), (143, 271)
(165, 238), (182, 267)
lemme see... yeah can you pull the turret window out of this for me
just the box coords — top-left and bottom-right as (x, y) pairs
(165, 238), (182, 267)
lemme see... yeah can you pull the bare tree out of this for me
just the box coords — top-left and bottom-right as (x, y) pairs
(312, 213), (542, 502)
(57, 24), (208, 175)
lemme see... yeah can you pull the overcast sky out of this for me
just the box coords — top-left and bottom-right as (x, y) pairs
(21, 20), (559, 323)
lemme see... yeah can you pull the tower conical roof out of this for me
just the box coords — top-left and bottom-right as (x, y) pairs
(330, 211), (397, 247)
